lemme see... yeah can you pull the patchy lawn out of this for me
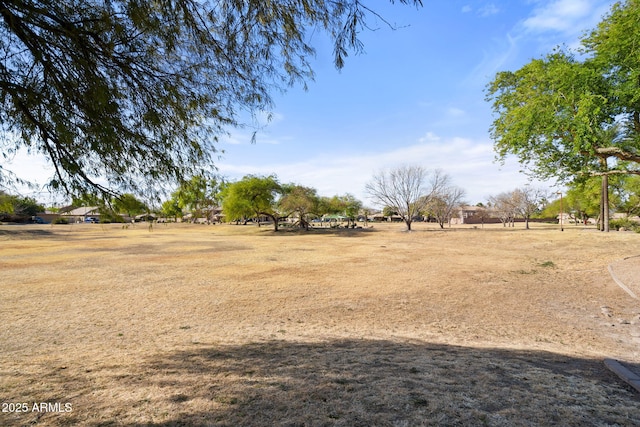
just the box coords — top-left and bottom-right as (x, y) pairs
(1, 222), (639, 426)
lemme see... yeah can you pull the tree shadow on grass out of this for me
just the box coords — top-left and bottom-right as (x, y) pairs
(222, 224), (381, 237)
(275, 226), (380, 237)
(0, 227), (57, 239)
(81, 339), (640, 427)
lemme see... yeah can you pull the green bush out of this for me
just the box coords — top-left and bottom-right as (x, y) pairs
(52, 217), (69, 224)
(99, 211), (125, 223)
(609, 218), (640, 232)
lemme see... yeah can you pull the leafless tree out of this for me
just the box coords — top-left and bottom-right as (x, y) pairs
(511, 187), (549, 229)
(488, 192), (516, 227)
(365, 165), (445, 231)
(427, 175), (466, 228)
(489, 187), (548, 229)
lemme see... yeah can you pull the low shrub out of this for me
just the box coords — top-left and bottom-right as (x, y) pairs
(99, 212), (125, 223)
(609, 218), (640, 232)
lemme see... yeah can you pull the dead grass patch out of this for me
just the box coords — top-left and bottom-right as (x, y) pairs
(1, 222), (639, 426)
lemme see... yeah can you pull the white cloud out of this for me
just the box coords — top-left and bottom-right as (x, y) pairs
(253, 136), (285, 145)
(446, 107), (466, 117)
(6, 134), (555, 208)
(1, 149), (76, 205)
(256, 110), (284, 125)
(460, 3), (500, 17)
(418, 132), (441, 143)
(218, 132), (553, 206)
(3, 148), (54, 186)
(219, 134), (245, 145)
(479, 3), (500, 17)
(465, 1), (614, 87)
(522, 0), (612, 37)
(523, 0), (590, 33)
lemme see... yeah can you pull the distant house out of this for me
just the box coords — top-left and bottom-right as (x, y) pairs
(60, 206), (101, 223)
(210, 207), (224, 223)
(134, 213), (157, 222)
(370, 212), (404, 222)
(371, 212), (386, 222)
(611, 213), (640, 223)
(450, 205), (505, 225)
(322, 214), (348, 223)
(557, 212), (576, 224)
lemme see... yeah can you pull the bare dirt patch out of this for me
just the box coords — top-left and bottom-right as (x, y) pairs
(1, 222), (639, 426)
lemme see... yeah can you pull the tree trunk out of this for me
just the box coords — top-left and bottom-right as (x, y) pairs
(599, 190), (604, 231)
(602, 174), (609, 232)
(264, 213), (279, 231)
(599, 157), (609, 232)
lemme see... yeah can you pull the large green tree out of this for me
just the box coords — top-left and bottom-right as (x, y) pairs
(336, 194), (362, 227)
(486, 0), (640, 232)
(0, 190), (43, 219)
(611, 174), (640, 218)
(319, 193), (362, 227)
(583, 0), (640, 142)
(562, 181), (601, 226)
(171, 175), (222, 222)
(0, 0), (422, 197)
(278, 185), (320, 230)
(487, 51), (613, 181)
(112, 193), (148, 219)
(161, 198), (182, 222)
(220, 175), (282, 231)
(0, 190), (12, 215)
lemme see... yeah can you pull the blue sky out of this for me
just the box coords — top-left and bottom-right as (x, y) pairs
(215, 0), (616, 206)
(8, 0), (617, 206)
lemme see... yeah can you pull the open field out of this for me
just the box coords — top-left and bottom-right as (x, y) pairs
(1, 221), (639, 426)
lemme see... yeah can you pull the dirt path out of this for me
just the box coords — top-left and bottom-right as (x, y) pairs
(609, 254), (640, 299)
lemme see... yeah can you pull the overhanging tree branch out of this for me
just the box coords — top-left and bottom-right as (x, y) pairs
(595, 146), (640, 163)
(0, 0), (423, 197)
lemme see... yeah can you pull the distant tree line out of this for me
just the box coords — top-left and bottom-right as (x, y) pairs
(7, 163), (639, 231)
(541, 175), (640, 231)
(0, 190), (44, 222)
(484, 187), (551, 229)
(217, 175), (364, 231)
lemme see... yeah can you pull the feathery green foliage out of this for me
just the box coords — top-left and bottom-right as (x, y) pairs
(0, 0), (422, 197)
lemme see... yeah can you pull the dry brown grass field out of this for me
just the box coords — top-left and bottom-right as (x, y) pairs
(1, 221), (639, 426)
